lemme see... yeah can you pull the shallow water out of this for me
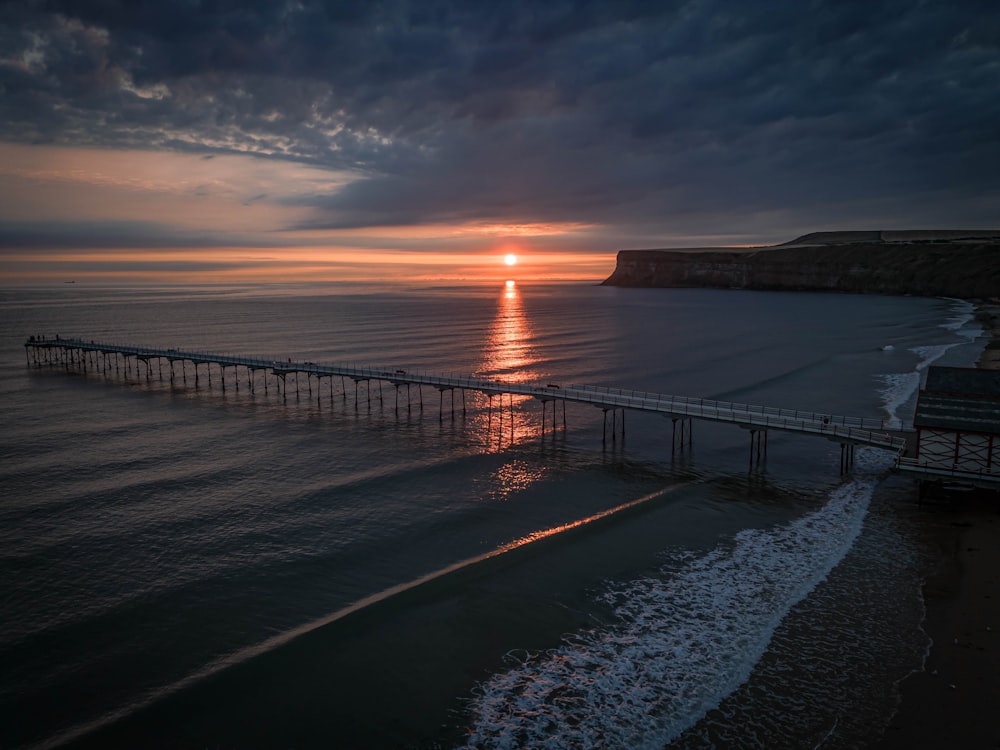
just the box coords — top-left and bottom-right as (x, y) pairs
(0, 283), (983, 748)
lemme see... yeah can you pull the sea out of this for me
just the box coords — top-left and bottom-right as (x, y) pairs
(0, 281), (985, 749)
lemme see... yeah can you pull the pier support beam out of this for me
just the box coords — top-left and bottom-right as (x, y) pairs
(602, 408), (625, 445)
(839, 443), (855, 474)
(749, 429), (768, 468)
(672, 417), (693, 453)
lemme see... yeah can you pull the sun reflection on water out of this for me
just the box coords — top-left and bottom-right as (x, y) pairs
(481, 280), (537, 383)
(488, 459), (544, 502)
(474, 281), (550, 455)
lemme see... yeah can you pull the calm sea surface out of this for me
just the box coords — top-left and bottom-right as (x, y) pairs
(0, 282), (984, 749)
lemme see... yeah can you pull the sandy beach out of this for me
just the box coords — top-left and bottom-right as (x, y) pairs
(876, 303), (1000, 749)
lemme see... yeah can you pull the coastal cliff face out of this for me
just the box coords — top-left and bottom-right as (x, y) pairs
(602, 232), (1000, 298)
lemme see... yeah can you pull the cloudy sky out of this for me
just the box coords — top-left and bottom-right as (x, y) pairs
(1, 0), (997, 282)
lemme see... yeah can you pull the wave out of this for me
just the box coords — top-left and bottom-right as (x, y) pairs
(462, 451), (890, 749)
(877, 298), (983, 427)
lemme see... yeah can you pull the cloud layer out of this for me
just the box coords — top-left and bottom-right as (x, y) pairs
(2, 0), (998, 244)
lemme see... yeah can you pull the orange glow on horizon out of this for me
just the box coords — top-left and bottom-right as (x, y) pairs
(1, 246), (617, 285)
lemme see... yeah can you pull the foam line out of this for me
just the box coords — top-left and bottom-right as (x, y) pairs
(462, 452), (891, 750)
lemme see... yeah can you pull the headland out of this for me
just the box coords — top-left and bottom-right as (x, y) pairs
(602, 230), (1000, 299)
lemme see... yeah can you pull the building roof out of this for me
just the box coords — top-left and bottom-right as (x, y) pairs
(914, 366), (1000, 434)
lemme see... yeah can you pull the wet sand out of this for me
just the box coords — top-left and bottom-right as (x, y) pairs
(876, 302), (1000, 749)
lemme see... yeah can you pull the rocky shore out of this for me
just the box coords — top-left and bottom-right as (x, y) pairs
(602, 230), (1000, 299)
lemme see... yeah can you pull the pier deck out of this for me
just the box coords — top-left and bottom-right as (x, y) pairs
(26, 336), (913, 468)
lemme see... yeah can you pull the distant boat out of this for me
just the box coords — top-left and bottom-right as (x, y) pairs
(64, 281), (76, 284)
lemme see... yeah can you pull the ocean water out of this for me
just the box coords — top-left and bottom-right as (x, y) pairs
(0, 282), (984, 749)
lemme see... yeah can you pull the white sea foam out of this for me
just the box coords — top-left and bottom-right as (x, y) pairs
(877, 371), (920, 429)
(940, 298), (977, 337)
(877, 344), (948, 428)
(877, 299), (983, 427)
(462, 452), (890, 750)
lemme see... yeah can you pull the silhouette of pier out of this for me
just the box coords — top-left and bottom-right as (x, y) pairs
(25, 336), (907, 469)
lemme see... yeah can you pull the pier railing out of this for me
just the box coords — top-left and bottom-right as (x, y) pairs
(25, 336), (906, 455)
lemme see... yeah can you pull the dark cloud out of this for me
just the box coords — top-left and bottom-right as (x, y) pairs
(1, 0), (998, 240)
(0, 220), (261, 249)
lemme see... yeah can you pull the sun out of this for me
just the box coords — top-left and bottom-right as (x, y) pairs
(504, 253), (518, 266)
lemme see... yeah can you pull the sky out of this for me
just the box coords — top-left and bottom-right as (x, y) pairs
(1, 0), (998, 284)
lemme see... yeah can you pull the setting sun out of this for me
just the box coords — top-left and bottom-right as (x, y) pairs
(504, 253), (518, 266)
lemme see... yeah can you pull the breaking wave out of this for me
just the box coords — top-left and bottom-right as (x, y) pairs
(462, 452), (888, 749)
(877, 298), (982, 427)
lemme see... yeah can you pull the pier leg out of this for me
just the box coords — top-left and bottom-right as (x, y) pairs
(603, 409), (608, 444)
(510, 393), (515, 444)
(497, 396), (504, 446)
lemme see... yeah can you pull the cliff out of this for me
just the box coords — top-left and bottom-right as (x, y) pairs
(601, 231), (1000, 298)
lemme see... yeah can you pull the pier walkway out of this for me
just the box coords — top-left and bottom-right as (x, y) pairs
(26, 336), (906, 466)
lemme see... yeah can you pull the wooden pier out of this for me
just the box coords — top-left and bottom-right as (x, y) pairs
(25, 336), (908, 469)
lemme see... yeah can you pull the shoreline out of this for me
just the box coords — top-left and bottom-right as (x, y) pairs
(876, 301), (1000, 748)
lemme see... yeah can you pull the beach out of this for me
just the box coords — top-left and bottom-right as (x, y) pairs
(1, 286), (990, 749)
(876, 303), (1000, 749)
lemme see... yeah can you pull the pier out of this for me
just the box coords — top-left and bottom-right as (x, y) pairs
(26, 336), (907, 470)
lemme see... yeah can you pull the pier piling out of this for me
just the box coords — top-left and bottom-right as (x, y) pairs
(24, 336), (907, 474)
